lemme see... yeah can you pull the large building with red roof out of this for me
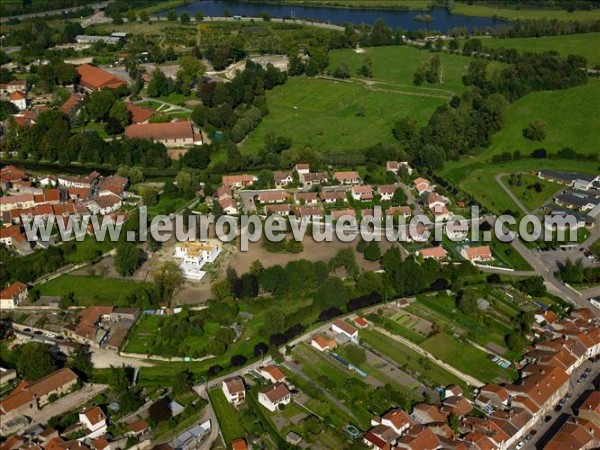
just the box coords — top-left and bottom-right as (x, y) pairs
(76, 64), (126, 91)
(124, 121), (202, 148)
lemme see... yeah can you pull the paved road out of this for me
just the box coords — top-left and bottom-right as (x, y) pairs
(31, 383), (108, 426)
(0, 1), (109, 23)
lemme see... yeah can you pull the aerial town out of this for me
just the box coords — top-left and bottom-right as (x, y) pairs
(0, 1), (599, 450)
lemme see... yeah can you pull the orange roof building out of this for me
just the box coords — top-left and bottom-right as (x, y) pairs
(77, 64), (126, 91)
(124, 121), (202, 148)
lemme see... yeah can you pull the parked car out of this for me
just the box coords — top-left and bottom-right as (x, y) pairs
(516, 441), (524, 449)
(23, 328), (31, 332)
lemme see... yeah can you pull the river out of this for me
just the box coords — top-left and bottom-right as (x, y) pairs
(162, 0), (509, 32)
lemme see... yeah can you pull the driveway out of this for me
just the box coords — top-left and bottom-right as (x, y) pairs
(31, 383), (108, 426)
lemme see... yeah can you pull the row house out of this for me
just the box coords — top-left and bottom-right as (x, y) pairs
(57, 172), (101, 189)
(378, 184), (396, 201)
(296, 206), (324, 220)
(334, 171), (360, 185)
(258, 190), (290, 204)
(320, 190), (346, 204)
(294, 163), (310, 176)
(222, 174), (257, 189)
(265, 204), (291, 216)
(300, 171), (328, 186)
(352, 185), (373, 202)
(294, 192), (318, 206)
(273, 171), (293, 188)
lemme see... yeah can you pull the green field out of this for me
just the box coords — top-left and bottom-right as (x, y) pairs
(502, 174), (563, 213)
(451, 2), (600, 21)
(208, 388), (247, 444)
(481, 33), (600, 67)
(359, 328), (468, 390)
(442, 80), (600, 214)
(328, 46), (476, 95)
(420, 333), (516, 383)
(240, 76), (445, 155)
(38, 275), (151, 305)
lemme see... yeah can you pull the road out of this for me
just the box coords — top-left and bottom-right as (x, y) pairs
(495, 174), (529, 215)
(524, 359), (598, 450)
(0, 1), (109, 23)
(31, 383), (108, 426)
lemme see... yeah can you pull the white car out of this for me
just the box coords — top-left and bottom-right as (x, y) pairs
(516, 442), (524, 449)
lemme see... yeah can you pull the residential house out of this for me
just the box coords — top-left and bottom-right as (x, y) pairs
(331, 208), (356, 221)
(265, 204), (290, 216)
(0, 80), (27, 95)
(301, 172), (328, 186)
(127, 420), (150, 439)
(386, 161), (413, 175)
(9, 91), (27, 111)
(294, 192), (318, 205)
(258, 191), (289, 204)
(331, 319), (359, 343)
(258, 365), (286, 384)
(273, 171), (293, 187)
(60, 93), (84, 116)
(426, 192), (446, 210)
(219, 197), (238, 215)
(352, 185), (373, 202)
(319, 191), (346, 204)
(544, 417), (600, 450)
(476, 384), (510, 410)
(416, 247), (447, 261)
(79, 406), (107, 439)
(222, 175), (257, 189)
(0, 194), (35, 211)
(125, 103), (156, 124)
(297, 206), (324, 220)
(555, 191), (597, 211)
(379, 409), (412, 435)
(411, 404), (448, 425)
(57, 172), (100, 189)
(0, 282), (28, 309)
(258, 382), (291, 412)
(354, 317), (369, 329)
(334, 171), (360, 185)
(578, 391), (600, 427)
(99, 176), (128, 197)
(0, 367), (17, 386)
(173, 241), (221, 281)
(76, 64), (127, 91)
(460, 245), (493, 262)
(231, 439), (248, 450)
(124, 121), (202, 148)
(378, 185), (396, 201)
(294, 163), (310, 176)
(222, 377), (246, 406)
(413, 178), (431, 195)
(386, 206), (412, 217)
(311, 335), (338, 352)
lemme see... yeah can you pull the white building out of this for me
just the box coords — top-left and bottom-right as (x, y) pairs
(0, 282), (28, 309)
(79, 406), (107, 439)
(174, 241), (221, 281)
(258, 382), (291, 412)
(222, 377), (246, 406)
(331, 319), (359, 343)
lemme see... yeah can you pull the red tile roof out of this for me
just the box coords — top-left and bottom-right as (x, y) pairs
(125, 103), (156, 123)
(60, 93), (84, 115)
(125, 121), (197, 142)
(77, 64), (126, 91)
(0, 281), (27, 300)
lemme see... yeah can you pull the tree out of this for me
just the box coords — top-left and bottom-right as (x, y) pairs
(0, 99), (18, 120)
(358, 54), (373, 78)
(363, 241), (382, 261)
(167, 9), (177, 21)
(195, 12), (204, 22)
(223, 8), (232, 17)
(456, 290), (478, 316)
(154, 261), (183, 300)
(524, 120), (547, 142)
(304, 416), (323, 435)
(139, 10), (149, 22)
(115, 242), (143, 276)
(180, 12), (190, 24)
(173, 369), (194, 394)
(391, 187), (408, 206)
(149, 398), (172, 422)
(67, 348), (93, 381)
(147, 69), (169, 98)
(260, 11), (271, 21)
(392, 116), (418, 144)
(139, 186), (159, 206)
(17, 342), (56, 381)
(109, 101), (130, 126)
(230, 354), (247, 367)
(176, 56), (205, 95)
(505, 331), (528, 352)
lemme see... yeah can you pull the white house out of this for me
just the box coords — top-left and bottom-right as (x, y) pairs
(331, 319), (359, 343)
(258, 365), (286, 384)
(294, 163), (310, 176)
(379, 409), (412, 435)
(222, 377), (246, 406)
(273, 171), (293, 187)
(9, 91), (27, 110)
(219, 197), (239, 215)
(174, 241), (221, 281)
(460, 245), (493, 262)
(79, 406), (107, 439)
(311, 335), (338, 352)
(0, 282), (28, 309)
(351, 185), (373, 202)
(258, 382), (291, 412)
(378, 185), (396, 201)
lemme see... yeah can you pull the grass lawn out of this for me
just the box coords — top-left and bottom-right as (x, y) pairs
(421, 333), (517, 383)
(71, 122), (109, 139)
(502, 174), (563, 212)
(481, 33), (600, 67)
(240, 76), (445, 155)
(156, 92), (196, 106)
(208, 388), (246, 444)
(359, 328), (468, 390)
(37, 275), (151, 305)
(328, 46), (475, 95)
(441, 80), (600, 214)
(451, 2), (600, 21)
(64, 236), (116, 264)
